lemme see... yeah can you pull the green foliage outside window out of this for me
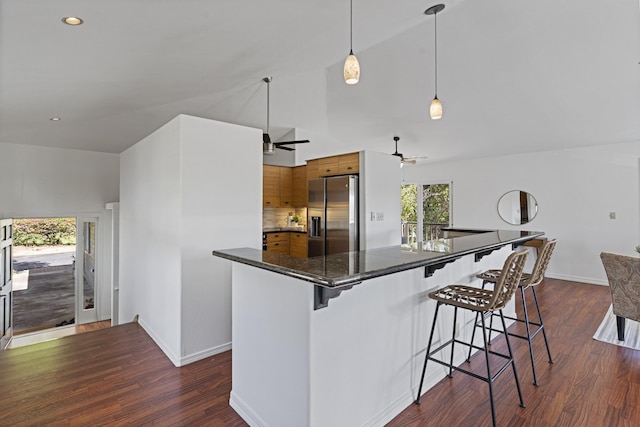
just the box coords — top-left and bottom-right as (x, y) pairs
(13, 218), (76, 246)
(423, 184), (450, 224)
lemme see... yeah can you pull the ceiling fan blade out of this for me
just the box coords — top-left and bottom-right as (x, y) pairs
(273, 140), (310, 146)
(402, 159), (417, 165)
(276, 145), (296, 151)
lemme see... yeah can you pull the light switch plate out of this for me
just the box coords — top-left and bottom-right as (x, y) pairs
(371, 211), (376, 221)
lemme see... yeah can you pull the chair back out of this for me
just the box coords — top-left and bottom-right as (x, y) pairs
(525, 239), (557, 287)
(488, 250), (528, 311)
(600, 252), (640, 322)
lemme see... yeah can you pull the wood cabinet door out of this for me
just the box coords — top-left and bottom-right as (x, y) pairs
(279, 167), (293, 208)
(318, 156), (339, 177)
(306, 159), (320, 181)
(292, 166), (308, 208)
(338, 152), (359, 174)
(266, 233), (289, 253)
(289, 233), (308, 258)
(263, 165), (280, 207)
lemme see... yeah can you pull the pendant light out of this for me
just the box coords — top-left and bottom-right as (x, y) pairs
(344, 0), (360, 84)
(425, 4), (445, 120)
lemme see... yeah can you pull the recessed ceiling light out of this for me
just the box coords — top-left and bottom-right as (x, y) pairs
(50, 117), (61, 121)
(62, 16), (83, 25)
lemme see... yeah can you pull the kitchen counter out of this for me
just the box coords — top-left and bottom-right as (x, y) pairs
(215, 228), (544, 427)
(214, 229), (543, 288)
(263, 227), (307, 233)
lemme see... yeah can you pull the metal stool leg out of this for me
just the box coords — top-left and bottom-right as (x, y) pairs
(531, 287), (553, 363)
(467, 311), (479, 362)
(520, 286), (539, 386)
(448, 306), (458, 377)
(468, 280), (491, 362)
(499, 309), (525, 408)
(480, 312), (497, 427)
(415, 301), (441, 404)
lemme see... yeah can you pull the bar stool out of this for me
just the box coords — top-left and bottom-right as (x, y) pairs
(415, 250), (528, 427)
(473, 239), (557, 386)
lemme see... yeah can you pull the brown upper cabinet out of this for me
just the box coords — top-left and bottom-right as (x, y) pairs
(280, 167), (293, 207)
(263, 165), (280, 207)
(263, 165), (304, 208)
(308, 152), (360, 179)
(292, 165), (307, 208)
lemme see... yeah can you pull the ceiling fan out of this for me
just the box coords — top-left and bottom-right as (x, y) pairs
(262, 77), (310, 155)
(391, 136), (427, 166)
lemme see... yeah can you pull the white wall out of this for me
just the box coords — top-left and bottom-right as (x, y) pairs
(179, 115), (262, 361)
(0, 142), (119, 321)
(402, 141), (640, 285)
(120, 118), (182, 359)
(361, 151), (402, 250)
(120, 114), (262, 366)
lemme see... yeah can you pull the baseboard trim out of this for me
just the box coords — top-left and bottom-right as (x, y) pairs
(230, 391), (269, 427)
(545, 272), (607, 286)
(137, 319), (232, 367)
(137, 319), (180, 366)
(179, 342), (232, 366)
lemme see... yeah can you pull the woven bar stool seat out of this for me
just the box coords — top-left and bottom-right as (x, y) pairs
(415, 250), (529, 427)
(473, 239), (557, 386)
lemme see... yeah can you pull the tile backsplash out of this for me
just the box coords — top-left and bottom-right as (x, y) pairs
(263, 207), (307, 229)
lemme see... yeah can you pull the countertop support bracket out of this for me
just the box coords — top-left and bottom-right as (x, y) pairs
(425, 257), (461, 277)
(474, 248), (500, 262)
(314, 284), (356, 310)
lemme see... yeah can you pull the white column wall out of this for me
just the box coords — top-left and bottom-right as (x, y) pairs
(120, 114), (262, 365)
(402, 141), (640, 285)
(361, 151), (402, 250)
(179, 115), (262, 361)
(120, 118), (183, 361)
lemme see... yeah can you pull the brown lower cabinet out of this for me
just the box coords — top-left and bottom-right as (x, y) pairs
(289, 232), (308, 258)
(265, 231), (307, 257)
(265, 233), (289, 254)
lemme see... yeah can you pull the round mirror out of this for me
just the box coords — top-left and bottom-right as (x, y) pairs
(497, 190), (538, 225)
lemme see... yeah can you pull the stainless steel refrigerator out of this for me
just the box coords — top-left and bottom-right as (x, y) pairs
(308, 175), (359, 257)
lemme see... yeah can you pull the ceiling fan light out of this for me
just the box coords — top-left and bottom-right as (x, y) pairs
(263, 142), (275, 155)
(430, 96), (443, 120)
(344, 52), (360, 84)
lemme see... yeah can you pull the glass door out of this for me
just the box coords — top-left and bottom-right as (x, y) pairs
(76, 217), (98, 324)
(0, 219), (13, 350)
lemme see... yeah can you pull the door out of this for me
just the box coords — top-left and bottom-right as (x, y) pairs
(76, 217), (98, 324)
(0, 219), (13, 350)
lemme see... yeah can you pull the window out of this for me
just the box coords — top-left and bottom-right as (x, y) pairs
(401, 182), (451, 248)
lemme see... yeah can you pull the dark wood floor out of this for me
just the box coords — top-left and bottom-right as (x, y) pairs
(0, 279), (638, 426)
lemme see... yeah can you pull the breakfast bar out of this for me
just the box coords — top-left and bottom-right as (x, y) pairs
(212, 229), (543, 427)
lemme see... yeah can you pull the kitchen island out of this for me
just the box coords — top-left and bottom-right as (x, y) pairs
(212, 229), (543, 427)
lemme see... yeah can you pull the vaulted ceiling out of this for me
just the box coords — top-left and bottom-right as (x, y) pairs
(1, 0), (638, 163)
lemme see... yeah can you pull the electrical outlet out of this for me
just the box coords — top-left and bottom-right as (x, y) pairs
(609, 212), (616, 220)
(376, 212), (384, 221)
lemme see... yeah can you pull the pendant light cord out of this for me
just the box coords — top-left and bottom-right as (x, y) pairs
(266, 80), (270, 133)
(434, 11), (438, 98)
(350, 0), (354, 54)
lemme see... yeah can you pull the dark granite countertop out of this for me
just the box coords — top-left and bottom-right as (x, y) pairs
(263, 227), (307, 233)
(213, 229), (544, 288)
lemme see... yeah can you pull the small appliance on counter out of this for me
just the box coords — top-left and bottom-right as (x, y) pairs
(308, 175), (359, 257)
